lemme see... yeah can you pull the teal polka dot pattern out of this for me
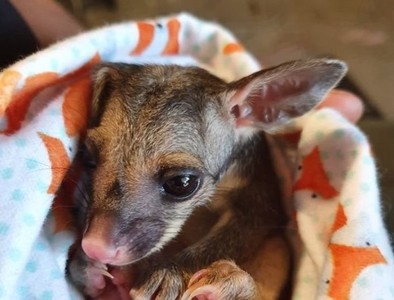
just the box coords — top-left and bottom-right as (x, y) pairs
(41, 290), (53, 300)
(71, 47), (80, 58)
(238, 63), (248, 74)
(320, 151), (329, 160)
(11, 189), (24, 202)
(18, 286), (29, 298)
(390, 286), (394, 296)
(207, 33), (216, 42)
(50, 59), (59, 70)
(1, 168), (14, 179)
(357, 276), (368, 288)
(333, 129), (345, 139)
(60, 241), (72, 254)
(192, 44), (201, 53)
(35, 241), (47, 251)
(49, 108), (61, 116)
(316, 112), (328, 120)
(363, 155), (373, 165)
(51, 269), (63, 280)
(36, 180), (48, 193)
(0, 222), (10, 235)
(8, 248), (22, 262)
(352, 130), (366, 143)
(361, 182), (370, 192)
(15, 137), (27, 147)
(343, 198), (352, 207)
(26, 260), (38, 273)
(25, 158), (39, 170)
(183, 28), (192, 39)
(314, 131), (324, 141)
(374, 265), (384, 276)
(335, 150), (344, 160)
(22, 214), (35, 226)
(90, 37), (100, 47)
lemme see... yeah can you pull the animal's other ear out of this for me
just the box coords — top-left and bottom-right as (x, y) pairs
(89, 63), (121, 127)
(226, 59), (347, 135)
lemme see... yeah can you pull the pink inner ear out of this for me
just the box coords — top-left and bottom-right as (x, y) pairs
(231, 76), (310, 127)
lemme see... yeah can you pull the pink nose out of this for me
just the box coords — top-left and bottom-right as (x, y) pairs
(81, 236), (119, 263)
(81, 214), (123, 264)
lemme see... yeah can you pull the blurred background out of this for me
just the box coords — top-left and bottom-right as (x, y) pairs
(59, 0), (393, 119)
(57, 0), (394, 231)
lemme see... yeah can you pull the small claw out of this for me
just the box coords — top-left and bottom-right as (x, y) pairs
(90, 261), (114, 279)
(92, 261), (108, 270)
(99, 269), (115, 280)
(183, 285), (219, 300)
(181, 290), (191, 300)
(188, 269), (209, 288)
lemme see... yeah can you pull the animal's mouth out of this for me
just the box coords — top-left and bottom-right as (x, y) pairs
(93, 261), (116, 279)
(96, 263), (127, 283)
(94, 263), (134, 300)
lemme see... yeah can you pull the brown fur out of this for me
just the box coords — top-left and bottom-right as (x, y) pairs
(66, 60), (347, 299)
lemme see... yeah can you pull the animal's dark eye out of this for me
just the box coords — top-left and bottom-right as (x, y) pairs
(160, 170), (201, 201)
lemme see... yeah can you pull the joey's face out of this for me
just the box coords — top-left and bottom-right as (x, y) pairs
(80, 64), (237, 265)
(80, 59), (347, 265)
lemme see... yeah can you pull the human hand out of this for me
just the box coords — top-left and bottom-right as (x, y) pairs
(317, 89), (363, 124)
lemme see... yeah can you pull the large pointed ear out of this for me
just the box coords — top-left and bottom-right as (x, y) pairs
(226, 59), (347, 135)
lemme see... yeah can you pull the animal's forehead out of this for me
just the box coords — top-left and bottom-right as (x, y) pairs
(121, 64), (226, 88)
(111, 65), (226, 108)
(122, 99), (213, 159)
(87, 64), (234, 171)
(114, 68), (227, 147)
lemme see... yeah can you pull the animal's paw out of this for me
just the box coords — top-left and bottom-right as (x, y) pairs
(130, 263), (187, 300)
(67, 245), (115, 297)
(181, 260), (258, 300)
